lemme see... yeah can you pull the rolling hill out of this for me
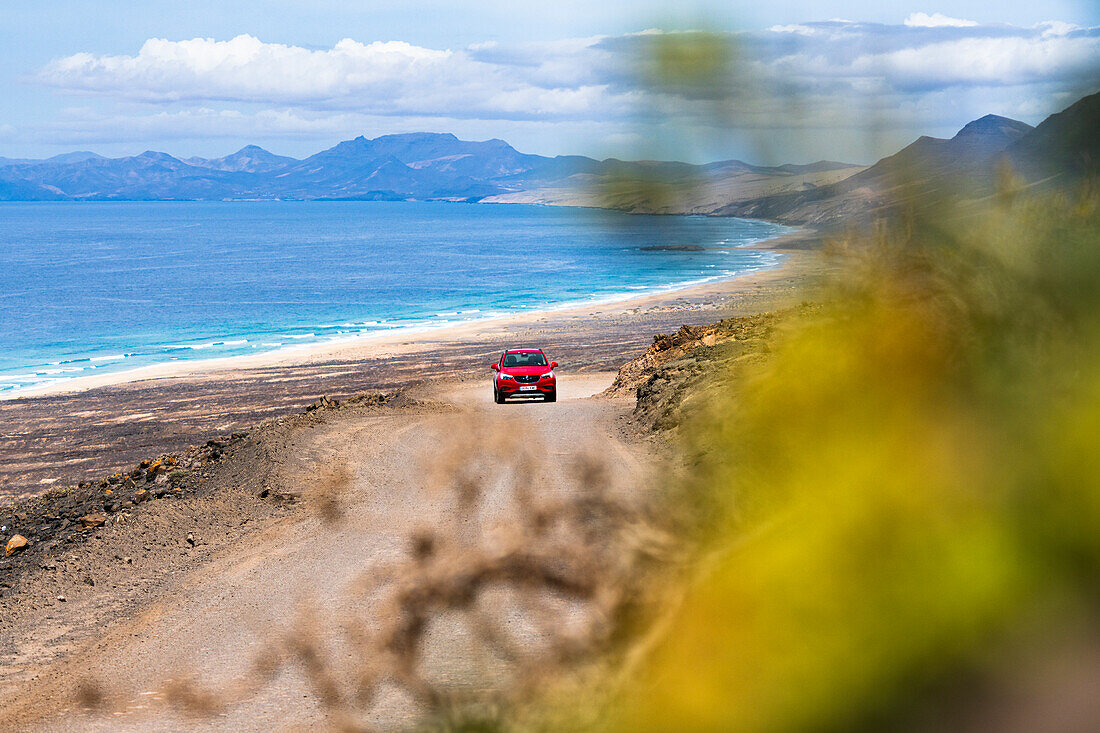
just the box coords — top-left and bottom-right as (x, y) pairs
(715, 92), (1098, 225)
(0, 91), (1095, 227)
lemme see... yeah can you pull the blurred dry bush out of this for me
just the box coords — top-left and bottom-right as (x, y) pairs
(578, 13), (1100, 730)
(605, 185), (1100, 732)
(128, 412), (677, 731)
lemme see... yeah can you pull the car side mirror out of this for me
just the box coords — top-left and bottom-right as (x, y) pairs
(551, 361), (558, 368)
(491, 364), (499, 371)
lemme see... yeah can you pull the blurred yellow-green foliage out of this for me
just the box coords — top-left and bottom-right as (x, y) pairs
(609, 188), (1100, 731)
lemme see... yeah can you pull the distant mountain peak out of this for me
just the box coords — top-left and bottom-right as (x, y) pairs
(185, 145), (298, 173)
(952, 115), (1033, 146)
(47, 151), (104, 165)
(376, 132), (458, 141)
(224, 145), (286, 160)
(135, 151), (179, 162)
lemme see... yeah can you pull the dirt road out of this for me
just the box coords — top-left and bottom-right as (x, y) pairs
(2, 372), (652, 731)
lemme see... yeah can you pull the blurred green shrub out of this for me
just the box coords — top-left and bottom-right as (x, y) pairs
(611, 188), (1100, 731)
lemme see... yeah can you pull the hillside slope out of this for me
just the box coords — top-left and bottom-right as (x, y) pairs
(716, 93), (1098, 225)
(1007, 91), (1100, 182)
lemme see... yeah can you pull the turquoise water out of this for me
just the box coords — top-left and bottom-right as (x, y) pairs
(0, 201), (788, 394)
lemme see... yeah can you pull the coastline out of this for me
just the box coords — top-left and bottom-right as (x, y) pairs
(0, 247), (820, 500)
(1, 202), (799, 400)
(6, 241), (808, 401)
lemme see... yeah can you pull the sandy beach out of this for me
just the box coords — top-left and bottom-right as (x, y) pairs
(0, 248), (821, 500)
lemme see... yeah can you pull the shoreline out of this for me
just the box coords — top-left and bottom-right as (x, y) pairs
(0, 248), (819, 500)
(6, 245), (808, 401)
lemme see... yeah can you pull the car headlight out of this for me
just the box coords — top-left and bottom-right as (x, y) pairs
(542, 371), (554, 380)
(499, 373), (514, 380)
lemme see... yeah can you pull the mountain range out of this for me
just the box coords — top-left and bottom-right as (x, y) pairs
(715, 92), (1098, 224)
(0, 131), (860, 206)
(1, 91), (1096, 226)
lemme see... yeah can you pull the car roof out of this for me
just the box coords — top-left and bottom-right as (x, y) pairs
(504, 348), (544, 354)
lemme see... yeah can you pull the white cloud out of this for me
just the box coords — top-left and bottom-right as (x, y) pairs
(746, 20), (1100, 93)
(849, 34), (1100, 88)
(767, 24), (816, 36)
(27, 20), (1099, 160)
(904, 12), (979, 28)
(36, 34), (631, 122)
(1038, 21), (1080, 37)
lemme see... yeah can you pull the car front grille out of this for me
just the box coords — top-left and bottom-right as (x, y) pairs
(514, 374), (540, 383)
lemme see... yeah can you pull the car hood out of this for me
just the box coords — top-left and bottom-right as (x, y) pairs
(500, 366), (551, 376)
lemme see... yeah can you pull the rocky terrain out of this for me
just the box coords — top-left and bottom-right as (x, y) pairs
(0, 393), (405, 613)
(604, 309), (793, 431)
(0, 270), (815, 729)
(1, 311), (781, 616)
(0, 373), (654, 731)
(0, 281), (812, 730)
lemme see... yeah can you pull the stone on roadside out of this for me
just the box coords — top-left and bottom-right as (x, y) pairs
(80, 513), (107, 529)
(146, 461), (168, 481)
(306, 395), (339, 412)
(5, 534), (29, 556)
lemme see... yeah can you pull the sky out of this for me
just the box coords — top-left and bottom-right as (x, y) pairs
(1, 1), (1097, 165)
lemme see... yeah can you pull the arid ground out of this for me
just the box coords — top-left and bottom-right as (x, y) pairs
(0, 248), (817, 730)
(2, 372), (648, 730)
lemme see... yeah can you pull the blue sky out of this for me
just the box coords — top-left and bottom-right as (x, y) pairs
(1, 1), (1097, 164)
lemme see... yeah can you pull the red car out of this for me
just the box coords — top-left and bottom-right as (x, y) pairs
(491, 349), (557, 403)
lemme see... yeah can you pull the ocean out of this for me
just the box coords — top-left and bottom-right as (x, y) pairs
(0, 201), (788, 395)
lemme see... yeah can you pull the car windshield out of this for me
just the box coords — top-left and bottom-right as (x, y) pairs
(502, 352), (547, 367)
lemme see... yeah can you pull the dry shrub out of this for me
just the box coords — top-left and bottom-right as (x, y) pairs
(310, 463), (353, 525)
(608, 188), (1100, 732)
(110, 412), (675, 730)
(74, 678), (108, 712)
(162, 677), (227, 717)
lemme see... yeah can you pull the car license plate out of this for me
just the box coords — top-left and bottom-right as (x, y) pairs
(519, 385), (538, 391)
